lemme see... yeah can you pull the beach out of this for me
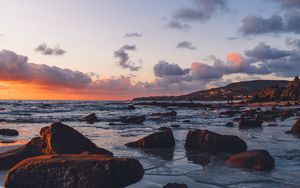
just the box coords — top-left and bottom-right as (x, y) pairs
(0, 100), (299, 187)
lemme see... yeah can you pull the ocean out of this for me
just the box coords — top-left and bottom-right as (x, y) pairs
(0, 100), (299, 188)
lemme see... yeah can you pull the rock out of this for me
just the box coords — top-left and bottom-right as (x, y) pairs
(238, 118), (262, 128)
(120, 115), (146, 124)
(127, 105), (136, 110)
(162, 111), (177, 117)
(182, 120), (191, 123)
(41, 122), (112, 156)
(0, 129), (18, 136)
(125, 128), (175, 148)
(158, 127), (170, 131)
(171, 124), (180, 128)
(286, 119), (300, 134)
(0, 137), (43, 169)
(225, 150), (275, 171)
(225, 122), (234, 127)
(185, 129), (247, 154)
(0, 122), (112, 169)
(84, 113), (98, 124)
(267, 123), (278, 127)
(163, 183), (188, 188)
(5, 154), (144, 188)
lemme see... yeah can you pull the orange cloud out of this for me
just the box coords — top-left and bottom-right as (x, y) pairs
(227, 52), (243, 66)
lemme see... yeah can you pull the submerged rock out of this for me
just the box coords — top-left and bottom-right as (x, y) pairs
(127, 105), (136, 110)
(163, 183), (188, 188)
(0, 122), (112, 169)
(185, 129), (247, 154)
(125, 128), (175, 148)
(238, 118), (262, 128)
(120, 115), (146, 124)
(225, 150), (275, 171)
(225, 122), (234, 127)
(84, 113), (98, 124)
(0, 129), (18, 136)
(286, 119), (300, 134)
(5, 154), (144, 188)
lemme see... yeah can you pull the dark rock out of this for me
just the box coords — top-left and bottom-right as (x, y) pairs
(0, 129), (18, 136)
(220, 110), (241, 117)
(127, 105), (136, 110)
(158, 127), (170, 131)
(286, 119), (300, 134)
(120, 115), (146, 124)
(125, 128), (175, 148)
(171, 124), (180, 128)
(163, 183), (188, 188)
(41, 122), (112, 156)
(185, 129), (247, 154)
(162, 111), (177, 117)
(225, 150), (275, 171)
(0, 122), (112, 169)
(226, 122), (234, 127)
(84, 113), (98, 124)
(238, 118), (262, 128)
(0, 137), (43, 169)
(183, 120), (191, 123)
(5, 154), (144, 188)
(267, 123), (278, 127)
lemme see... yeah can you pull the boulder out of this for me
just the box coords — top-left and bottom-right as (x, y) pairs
(120, 115), (146, 124)
(286, 119), (300, 134)
(125, 128), (175, 148)
(0, 129), (18, 136)
(0, 137), (43, 169)
(0, 122), (112, 169)
(225, 150), (275, 171)
(84, 113), (98, 124)
(127, 105), (136, 110)
(238, 118), (262, 128)
(185, 129), (247, 154)
(5, 154), (144, 188)
(41, 122), (112, 156)
(163, 183), (188, 188)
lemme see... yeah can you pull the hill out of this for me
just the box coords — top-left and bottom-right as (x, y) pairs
(133, 80), (289, 101)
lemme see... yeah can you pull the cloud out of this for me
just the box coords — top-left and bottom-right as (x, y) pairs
(124, 32), (142, 38)
(173, 0), (227, 22)
(0, 50), (91, 89)
(240, 11), (300, 35)
(176, 41), (196, 50)
(35, 43), (66, 56)
(271, 0), (300, 9)
(167, 0), (227, 30)
(153, 60), (190, 77)
(166, 20), (190, 30)
(245, 42), (293, 61)
(286, 37), (300, 49)
(113, 45), (141, 71)
(190, 62), (223, 80)
(239, 14), (284, 35)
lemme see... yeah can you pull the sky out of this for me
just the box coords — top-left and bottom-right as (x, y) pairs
(0, 0), (300, 100)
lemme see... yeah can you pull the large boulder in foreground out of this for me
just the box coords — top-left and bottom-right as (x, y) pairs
(238, 118), (262, 129)
(41, 122), (112, 156)
(0, 129), (19, 136)
(286, 119), (300, 134)
(125, 128), (175, 148)
(185, 129), (247, 154)
(5, 154), (144, 188)
(225, 150), (275, 171)
(0, 122), (112, 169)
(0, 137), (43, 169)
